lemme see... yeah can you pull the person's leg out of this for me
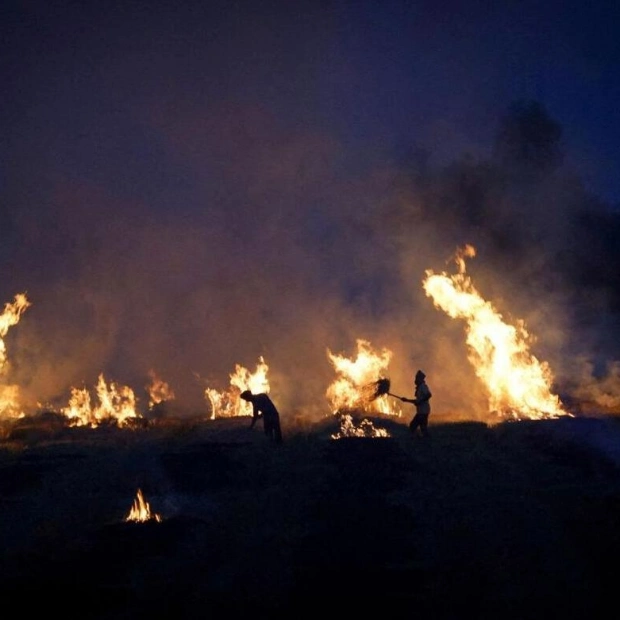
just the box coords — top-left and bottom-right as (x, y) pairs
(264, 419), (272, 438)
(409, 414), (419, 435)
(264, 416), (276, 440)
(272, 417), (283, 443)
(420, 414), (429, 437)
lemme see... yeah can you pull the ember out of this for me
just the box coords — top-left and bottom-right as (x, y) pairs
(331, 413), (390, 439)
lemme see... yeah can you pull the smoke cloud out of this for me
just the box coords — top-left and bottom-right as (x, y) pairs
(2, 3), (620, 423)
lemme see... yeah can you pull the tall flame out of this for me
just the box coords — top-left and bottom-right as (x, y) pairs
(326, 339), (401, 416)
(0, 293), (31, 418)
(423, 245), (568, 421)
(205, 356), (270, 419)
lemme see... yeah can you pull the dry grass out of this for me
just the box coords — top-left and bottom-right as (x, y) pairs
(1, 412), (620, 619)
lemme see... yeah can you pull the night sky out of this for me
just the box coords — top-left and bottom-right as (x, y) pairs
(2, 0), (620, 420)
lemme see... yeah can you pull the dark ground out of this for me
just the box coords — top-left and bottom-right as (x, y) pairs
(1, 412), (620, 619)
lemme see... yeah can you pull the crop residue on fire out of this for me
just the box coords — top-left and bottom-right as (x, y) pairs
(1, 2), (620, 426)
(2, 5), (620, 614)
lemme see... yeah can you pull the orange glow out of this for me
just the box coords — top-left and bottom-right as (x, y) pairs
(0, 293), (31, 418)
(423, 245), (569, 421)
(326, 339), (401, 416)
(125, 488), (162, 523)
(146, 369), (175, 408)
(61, 373), (142, 427)
(205, 356), (270, 419)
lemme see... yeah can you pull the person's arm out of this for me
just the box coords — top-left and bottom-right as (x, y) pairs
(399, 396), (415, 404)
(249, 404), (262, 428)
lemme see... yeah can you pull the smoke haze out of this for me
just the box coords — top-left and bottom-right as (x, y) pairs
(2, 1), (620, 422)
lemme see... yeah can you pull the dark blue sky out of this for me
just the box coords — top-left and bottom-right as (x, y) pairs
(4, 0), (620, 204)
(1, 0), (620, 418)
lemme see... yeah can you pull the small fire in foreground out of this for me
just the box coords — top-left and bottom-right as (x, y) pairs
(125, 488), (162, 523)
(326, 339), (401, 416)
(331, 413), (390, 439)
(205, 356), (270, 419)
(423, 244), (569, 421)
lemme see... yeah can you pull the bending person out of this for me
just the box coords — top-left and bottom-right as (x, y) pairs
(240, 389), (283, 444)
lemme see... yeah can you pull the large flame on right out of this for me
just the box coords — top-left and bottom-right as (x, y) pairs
(423, 245), (568, 421)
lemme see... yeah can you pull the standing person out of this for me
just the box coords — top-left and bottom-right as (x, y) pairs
(399, 370), (432, 438)
(240, 389), (283, 444)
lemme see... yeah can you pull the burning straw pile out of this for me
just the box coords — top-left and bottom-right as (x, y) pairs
(362, 377), (400, 402)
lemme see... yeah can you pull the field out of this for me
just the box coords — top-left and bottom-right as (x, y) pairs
(1, 412), (619, 619)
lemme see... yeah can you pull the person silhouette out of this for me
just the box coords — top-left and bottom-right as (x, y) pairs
(240, 389), (283, 444)
(399, 370), (432, 438)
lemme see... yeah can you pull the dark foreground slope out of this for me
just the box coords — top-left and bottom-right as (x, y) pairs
(1, 414), (620, 619)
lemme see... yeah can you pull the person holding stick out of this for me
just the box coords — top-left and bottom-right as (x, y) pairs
(399, 370), (432, 438)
